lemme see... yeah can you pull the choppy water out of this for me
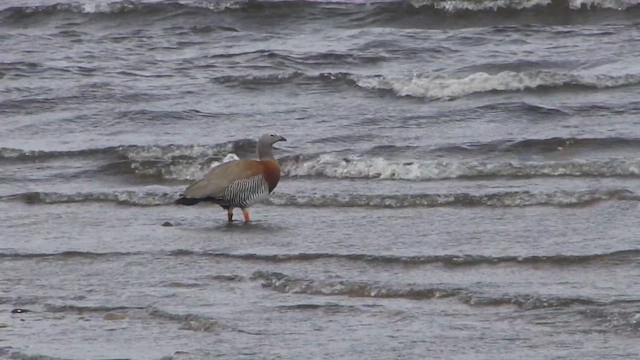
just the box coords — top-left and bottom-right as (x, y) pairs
(2, 0), (640, 359)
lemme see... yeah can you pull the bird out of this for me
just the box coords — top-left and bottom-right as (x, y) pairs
(175, 133), (286, 222)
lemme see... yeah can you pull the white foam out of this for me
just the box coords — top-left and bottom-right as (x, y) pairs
(79, 0), (143, 13)
(119, 143), (234, 162)
(119, 144), (237, 181)
(355, 71), (640, 100)
(206, 153), (240, 170)
(407, 0), (637, 11)
(282, 154), (497, 180)
(192, 0), (248, 11)
(281, 154), (640, 180)
(567, 0), (638, 10)
(409, 0), (551, 11)
(222, 153), (240, 163)
(68, 0), (247, 14)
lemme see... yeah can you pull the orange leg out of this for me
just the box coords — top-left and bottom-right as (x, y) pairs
(242, 208), (250, 223)
(227, 209), (233, 222)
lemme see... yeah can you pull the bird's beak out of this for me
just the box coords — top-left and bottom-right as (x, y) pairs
(279, 136), (287, 142)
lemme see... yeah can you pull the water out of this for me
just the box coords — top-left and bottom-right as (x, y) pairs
(2, 0), (640, 358)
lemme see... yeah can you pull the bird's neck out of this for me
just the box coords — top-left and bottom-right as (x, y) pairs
(258, 143), (275, 161)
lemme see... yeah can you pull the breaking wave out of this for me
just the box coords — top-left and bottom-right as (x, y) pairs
(280, 154), (640, 180)
(0, 140), (255, 181)
(0, 1), (243, 17)
(354, 71), (640, 100)
(6, 136), (640, 181)
(2, 0), (638, 18)
(405, 0), (640, 11)
(252, 271), (463, 300)
(0, 141), (247, 162)
(211, 70), (640, 99)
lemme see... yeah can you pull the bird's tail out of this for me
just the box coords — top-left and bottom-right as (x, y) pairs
(175, 196), (202, 206)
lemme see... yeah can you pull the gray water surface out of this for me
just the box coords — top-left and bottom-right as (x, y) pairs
(2, 0), (640, 358)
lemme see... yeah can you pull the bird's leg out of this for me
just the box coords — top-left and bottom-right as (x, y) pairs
(242, 208), (250, 223)
(227, 209), (234, 222)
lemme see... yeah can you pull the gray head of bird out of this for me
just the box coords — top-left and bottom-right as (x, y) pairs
(257, 133), (287, 160)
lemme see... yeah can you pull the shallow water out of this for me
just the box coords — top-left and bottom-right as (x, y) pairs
(2, 0), (640, 359)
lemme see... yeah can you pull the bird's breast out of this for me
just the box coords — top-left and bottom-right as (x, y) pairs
(259, 160), (281, 193)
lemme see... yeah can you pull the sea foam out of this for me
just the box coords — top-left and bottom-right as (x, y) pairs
(355, 71), (640, 100)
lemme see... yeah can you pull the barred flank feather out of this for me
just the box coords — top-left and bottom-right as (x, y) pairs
(224, 175), (270, 209)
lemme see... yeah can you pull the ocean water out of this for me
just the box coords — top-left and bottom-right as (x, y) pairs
(1, 0), (640, 358)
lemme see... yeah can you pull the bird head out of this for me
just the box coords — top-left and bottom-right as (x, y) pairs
(259, 133), (287, 145)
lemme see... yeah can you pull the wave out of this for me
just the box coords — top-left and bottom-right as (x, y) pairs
(2, 0), (638, 17)
(212, 70), (640, 99)
(4, 248), (636, 266)
(4, 188), (637, 207)
(0, 141), (254, 180)
(6, 136), (640, 182)
(0, 141), (245, 161)
(174, 249), (640, 266)
(212, 71), (357, 87)
(150, 307), (269, 334)
(3, 0), (638, 36)
(40, 304), (230, 333)
(0, 139), (240, 161)
(252, 271), (463, 300)
(354, 71), (640, 100)
(0, 146), (113, 161)
(44, 303), (145, 313)
(269, 189), (634, 207)
(5, 134), (638, 165)
(251, 271), (623, 309)
(280, 154), (640, 180)
(363, 136), (640, 158)
(459, 293), (603, 309)
(0, 296), (41, 305)
(148, 308), (228, 333)
(434, 136), (640, 155)
(41, 304), (230, 333)
(19, 302), (233, 334)
(0, 350), (66, 360)
(405, 0), (640, 11)
(4, 190), (177, 206)
(1, 1), (194, 17)
(275, 302), (363, 312)
(578, 304), (640, 333)
(473, 101), (574, 117)
(0, 250), (139, 260)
